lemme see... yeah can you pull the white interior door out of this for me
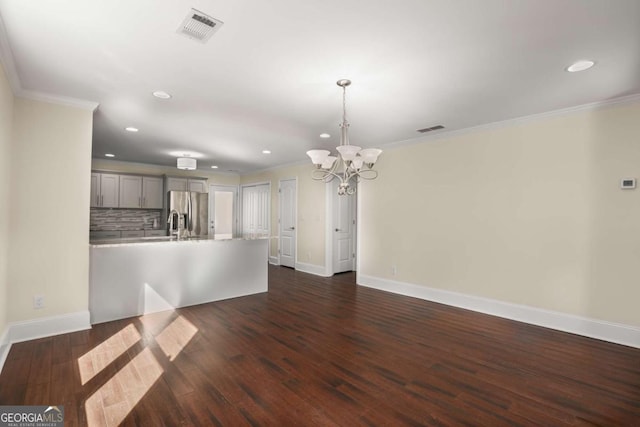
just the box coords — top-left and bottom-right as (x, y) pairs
(209, 185), (238, 239)
(279, 179), (296, 268)
(332, 179), (356, 273)
(241, 183), (270, 238)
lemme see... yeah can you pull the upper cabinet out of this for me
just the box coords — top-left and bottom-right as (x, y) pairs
(119, 175), (142, 208)
(92, 171), (164, 209)
(166, 177), (207, 193)
(119, 175), (164, 209)
(166, 177), (188, 192)
(189, 179), (207, 193)
(142, 177), (163, 208)
(91, 173), (119, 208)
(92, 172), (206, 209)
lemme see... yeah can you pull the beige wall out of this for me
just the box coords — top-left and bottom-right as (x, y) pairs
(241, 163), (326, 266)
(0, 64), (12, 335)
(7, 98), (93, 322)
(91, 158), (240, 186)
(360, 101), (640, 327)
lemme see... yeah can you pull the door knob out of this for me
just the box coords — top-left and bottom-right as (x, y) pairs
(335, 228), (341, 232)
(289, 227), (295, 230)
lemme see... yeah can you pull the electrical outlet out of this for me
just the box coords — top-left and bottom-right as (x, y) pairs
(307, 251), (311, 261)
(391, 265), (397, 276)
(33, 295), (45, 309)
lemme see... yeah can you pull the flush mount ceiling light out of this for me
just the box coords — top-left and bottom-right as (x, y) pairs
(566, 60), (595, 72)
(307, 79), (382, 196)
(152, 91), (172, 99)
(169, 151), (203, 158)
(211, 165), (218, 169)
(105, 153), (115, 157)
(177, 157), (197, 170)
(125, 126), (139, 132)
(262, 150), (271, 154)
(319, 133), (331, 138)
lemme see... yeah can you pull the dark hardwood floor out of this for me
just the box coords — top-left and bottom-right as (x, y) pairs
(1, 265), (639, 426)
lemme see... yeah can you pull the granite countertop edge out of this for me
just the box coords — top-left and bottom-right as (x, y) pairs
(90, 236), (269, 247)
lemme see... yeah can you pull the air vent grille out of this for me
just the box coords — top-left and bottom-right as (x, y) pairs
(417, 125), (445, 133)
(177, 9), (223, 43)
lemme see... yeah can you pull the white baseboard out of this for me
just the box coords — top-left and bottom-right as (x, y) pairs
(0, 310), (91, 373)
(295, 262), (332, 277)
(9, 310), (91, 344)
(357, 274), (640, 349)
(269, 256), (279, 265)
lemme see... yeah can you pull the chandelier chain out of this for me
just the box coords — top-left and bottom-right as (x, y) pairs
(342, 85), (347, 129)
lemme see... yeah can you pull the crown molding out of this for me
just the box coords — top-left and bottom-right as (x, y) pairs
(382, 93), (640, 150)
(18, 89), (99, 111)
(0, 11), (99, 111)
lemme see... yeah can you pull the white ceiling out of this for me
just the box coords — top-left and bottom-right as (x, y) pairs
(1, 0), (639, 174)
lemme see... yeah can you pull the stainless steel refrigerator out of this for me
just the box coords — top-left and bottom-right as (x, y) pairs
(167, 191), (209, 238)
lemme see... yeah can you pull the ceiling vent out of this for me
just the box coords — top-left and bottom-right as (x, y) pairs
(177, 9), (223, 43)
(417, 125), (445, 133)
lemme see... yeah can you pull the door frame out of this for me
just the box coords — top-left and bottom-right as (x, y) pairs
(278, 177), (297, 267)
(208, 184), (239, 238)
(325, 178), (358, 276)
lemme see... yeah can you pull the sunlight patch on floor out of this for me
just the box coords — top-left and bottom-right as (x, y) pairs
(78, 324), (141, 386)
(85, 347), (164, 427)
(155, 315), (198, 361)
(138, 309), (176, 336)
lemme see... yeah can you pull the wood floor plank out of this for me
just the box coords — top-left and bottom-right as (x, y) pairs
(1, 265), (639, 425)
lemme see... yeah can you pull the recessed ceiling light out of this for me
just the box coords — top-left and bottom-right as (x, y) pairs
(153, 91), (172, 99)
(566, 60), (595, 72)
(125, 127), (139, 132)
(211, 165), (219, 169)
(262, 150), (271, 154)
(105, 153), (115, 157)
(320, 133), (331, 138)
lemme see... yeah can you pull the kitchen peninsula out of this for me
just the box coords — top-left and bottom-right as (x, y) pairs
(89, 236), (268, 324)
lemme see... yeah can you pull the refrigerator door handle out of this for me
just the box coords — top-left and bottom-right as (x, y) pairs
(187, 193), (193, 231)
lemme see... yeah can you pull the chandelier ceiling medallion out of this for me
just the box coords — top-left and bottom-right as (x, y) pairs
(307, 79), (382, 195)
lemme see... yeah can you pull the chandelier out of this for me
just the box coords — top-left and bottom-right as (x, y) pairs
(307, 79), (382, 195)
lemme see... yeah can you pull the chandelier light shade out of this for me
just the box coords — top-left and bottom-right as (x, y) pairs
(307, 79), (382, 195)
(177, 157), (197, 170)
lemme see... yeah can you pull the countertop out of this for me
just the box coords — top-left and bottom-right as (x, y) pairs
(90, 235), (268, 247)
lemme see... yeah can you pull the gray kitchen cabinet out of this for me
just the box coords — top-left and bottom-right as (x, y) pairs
(121, 230), (145, 238)
(91, 173), (120, 208)
(188, 179), (207, 193)
(166, 177), (188, 192)
(166, 177), (207, 193)
(142, 177), (163, 208)
(119, 175), (164, 208)
(119, 175), (142, 208)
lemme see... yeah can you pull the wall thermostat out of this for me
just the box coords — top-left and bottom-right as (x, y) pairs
(620, 178), (636, 189)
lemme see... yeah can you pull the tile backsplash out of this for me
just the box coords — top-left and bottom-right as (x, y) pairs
(90, 208), (163, 231)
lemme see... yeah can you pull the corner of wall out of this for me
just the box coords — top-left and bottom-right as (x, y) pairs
(0, 326), (9, 375)
(0, 51), (15, 373)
